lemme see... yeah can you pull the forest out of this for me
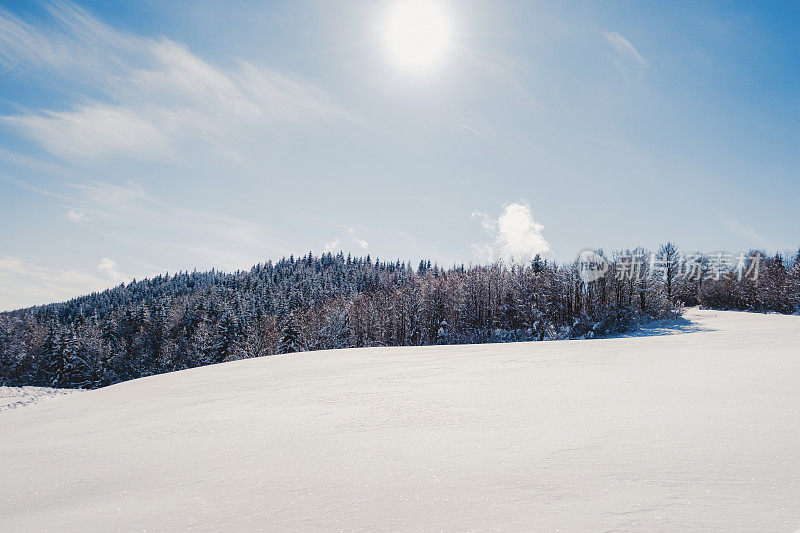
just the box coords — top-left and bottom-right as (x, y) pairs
(1, 245), (799, 389)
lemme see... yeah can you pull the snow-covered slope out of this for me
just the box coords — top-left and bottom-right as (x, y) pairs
(0, 386), (80, 412)
(2, 309), (799, 531)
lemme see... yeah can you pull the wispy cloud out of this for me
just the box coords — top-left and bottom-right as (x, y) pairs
(0, 175), (290, 308)
(472, 202), (550, 263)
(322, 238), (341, 253)
(347, 227), (369, 250)
(98, 257), (124, 282)
(64, 180), (274, 252)
(319, 230), (369, 255)
(0, 2), (345, 160)
(718, 212), (785, 251)
(0, 255), (119, 311)
(470, 210), (496, 232)
(603, 31), (647, 68)
(0, 147), (68, 175)
(65, 208), (86, 222)
(4, 105), (172, 160)
(8, 177), (284, 269)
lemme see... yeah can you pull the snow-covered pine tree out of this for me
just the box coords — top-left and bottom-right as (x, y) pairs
(757, 253), (790, 313)
(214, 313), (237, 362)
(51, 327), (83, 388)
(279, 311), (301, 354)
(98, 319), (121, 386)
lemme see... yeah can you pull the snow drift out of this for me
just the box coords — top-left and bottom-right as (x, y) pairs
(1, 308), (799, 531)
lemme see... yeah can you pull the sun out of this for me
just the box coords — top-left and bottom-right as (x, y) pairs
(383, 0), (452, 75)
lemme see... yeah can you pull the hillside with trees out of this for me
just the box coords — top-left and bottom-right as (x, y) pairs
(1, 246), (798, 389)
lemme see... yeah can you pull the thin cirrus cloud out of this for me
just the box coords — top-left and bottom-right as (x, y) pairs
(0, 2), (346, 160)
(64, 180), (281, 258)
(0, 177), (289, 310)
(603, 31), (647, 68)
(4, 106), (172, 160)
(11, 176), (287, 269)
(717, 212), (787, 252)
(472, 202), (551, 263)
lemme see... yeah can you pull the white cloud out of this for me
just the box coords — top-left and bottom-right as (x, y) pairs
(0, 2), (344, 160)
(347, 227), (369, 250)
(65, 209), (86, 222)
(322, 238), (341, 253)
(603, 31), (646, 68)
(320, 231), (368, 255)
(472, 202), (550, 263)
(98, 257), (124, 283)
(4, 105), (172, 160)
(0, 255), (119, 311)
(470, 210), (496, 232)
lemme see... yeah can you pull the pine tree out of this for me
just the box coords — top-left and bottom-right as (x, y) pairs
(39, 322), (60, 386)
(214, 313), (237, 362)
(279, 311), (301, 354)
(757, 253), (790, 313)
(51, 328), (83, 388)
(100, 319), (119, 353)
(98, 319), (121, 385)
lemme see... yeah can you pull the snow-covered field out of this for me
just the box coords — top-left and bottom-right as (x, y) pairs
(1, 308), (799, 531)
(0, 385), (79, 412)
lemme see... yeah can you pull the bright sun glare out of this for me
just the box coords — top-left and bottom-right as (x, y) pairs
(383, 0), (451, 75)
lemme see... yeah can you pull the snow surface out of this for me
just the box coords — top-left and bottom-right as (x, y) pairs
(0, 386), (79, 412)
(1, 308), (800, 531)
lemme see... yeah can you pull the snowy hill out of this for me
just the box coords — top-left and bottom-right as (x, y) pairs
(2, 308), (799, 531)
(0, 386), (79, 412)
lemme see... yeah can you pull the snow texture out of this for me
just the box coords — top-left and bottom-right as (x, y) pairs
(0, 386), (79, 413)
(1, 308), (799, 531)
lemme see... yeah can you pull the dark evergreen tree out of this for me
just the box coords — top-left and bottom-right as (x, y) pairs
(50, 328), (83, 388)
(214, 313), (237, 362)
(279, 311), (301, 354)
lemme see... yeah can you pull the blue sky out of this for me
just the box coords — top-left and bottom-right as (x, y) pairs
(1, 0), (799, 310)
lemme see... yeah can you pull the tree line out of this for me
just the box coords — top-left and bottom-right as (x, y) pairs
(1, 246), (798, 389)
